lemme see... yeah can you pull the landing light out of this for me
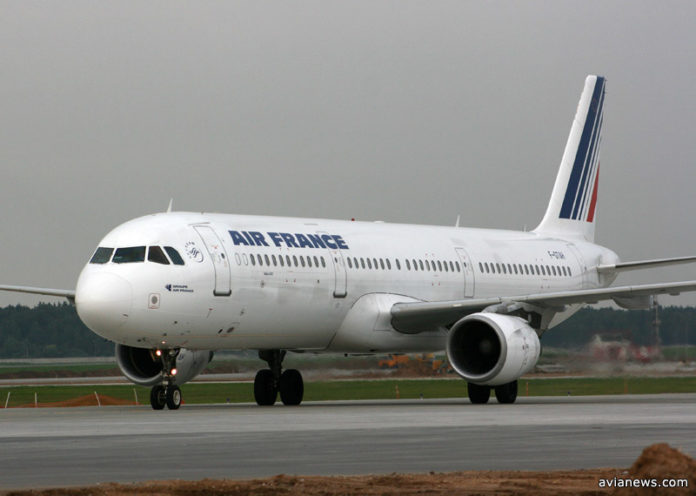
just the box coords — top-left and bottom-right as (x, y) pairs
(171, 368), (178, 376)
(155, 349), (162, 357)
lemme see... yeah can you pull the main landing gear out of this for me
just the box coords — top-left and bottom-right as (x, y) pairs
(467, 380), (518, 404)
(254, 350), (304, 406)
(149, 349), (183, 410)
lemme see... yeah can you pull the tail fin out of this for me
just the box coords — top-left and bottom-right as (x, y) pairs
(534, 75), (606, 242)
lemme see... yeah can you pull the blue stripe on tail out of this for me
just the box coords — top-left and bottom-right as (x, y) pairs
(571, 93), (604, 220)
(559, 77), (605, 220)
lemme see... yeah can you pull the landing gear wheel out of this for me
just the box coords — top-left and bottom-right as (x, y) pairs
(254, 369), (277, 406)
(150, 385), (166, 410)
(467, 382), (491, 404)
(494, 380), (518, 404)
(166, 385), (182, 410)
(279, 369), (304, 406)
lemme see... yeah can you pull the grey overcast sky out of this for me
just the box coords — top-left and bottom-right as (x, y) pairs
(1, 1), (695, 307)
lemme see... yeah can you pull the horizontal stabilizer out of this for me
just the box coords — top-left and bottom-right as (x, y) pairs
(596, 256), (696, 274)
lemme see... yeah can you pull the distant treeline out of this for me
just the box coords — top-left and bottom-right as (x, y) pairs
(545, 306), (696, 348)
(0, 303), (114, 358)
(0, 303), (695, 358)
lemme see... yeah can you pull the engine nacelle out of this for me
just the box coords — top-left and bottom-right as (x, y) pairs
(116, 344), (213, 386)
(446, 313), (540, 386)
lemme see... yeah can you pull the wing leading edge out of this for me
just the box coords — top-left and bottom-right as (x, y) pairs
(0, 285), (76, 304)
(390, 280), (696, 334)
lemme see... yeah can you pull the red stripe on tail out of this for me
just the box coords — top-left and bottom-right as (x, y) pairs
(586, 163), (600, 222)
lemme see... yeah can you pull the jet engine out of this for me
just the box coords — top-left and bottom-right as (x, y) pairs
(446, 313), (540, 386)
(116, 344), (213, 386)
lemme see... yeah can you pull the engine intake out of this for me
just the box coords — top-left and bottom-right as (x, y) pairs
(446, 313), (540, 386)
(116, 344), (213, 386)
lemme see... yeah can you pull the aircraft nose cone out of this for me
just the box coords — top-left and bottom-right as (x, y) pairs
(76, 272), (133, 335)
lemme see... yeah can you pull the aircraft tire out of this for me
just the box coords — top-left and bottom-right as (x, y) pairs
(150, 385), (166, 410)
(467, 382), (491, 404)
(254, 369), (277, 406)
(279, 369), (304, 406)
(166, 385), (182, 410)
(494, 380), (518, 404)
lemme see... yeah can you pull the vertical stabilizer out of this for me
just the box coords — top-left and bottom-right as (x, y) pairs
(534, 75), (606, 241)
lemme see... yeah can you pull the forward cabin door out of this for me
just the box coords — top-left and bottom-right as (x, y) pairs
(455, 247), (475, 298)
(194, 225), (232, 296)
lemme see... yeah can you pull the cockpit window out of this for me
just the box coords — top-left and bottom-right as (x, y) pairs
(164, 246), (185, 266)
(90, 247), (114, 264)
(113, 246), (146, 264)
(148, 246), (170, 265)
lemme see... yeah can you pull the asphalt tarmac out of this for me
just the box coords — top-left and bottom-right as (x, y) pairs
(1, 394), (695, 489)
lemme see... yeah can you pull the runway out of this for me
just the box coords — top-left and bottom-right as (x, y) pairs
(1, 394), (695, 489)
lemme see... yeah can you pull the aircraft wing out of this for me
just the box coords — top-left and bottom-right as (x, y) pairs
(0, 285), (76, 303)
(391, 280), (696, 334)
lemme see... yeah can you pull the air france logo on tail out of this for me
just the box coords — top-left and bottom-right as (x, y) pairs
(559, 76), (605, 222)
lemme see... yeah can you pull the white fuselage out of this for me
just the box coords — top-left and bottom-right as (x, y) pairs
(75, 212), (619, 352)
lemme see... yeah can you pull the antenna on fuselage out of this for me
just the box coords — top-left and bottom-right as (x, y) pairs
(455, 215), (460, 228)
(166, 198), (174, 213)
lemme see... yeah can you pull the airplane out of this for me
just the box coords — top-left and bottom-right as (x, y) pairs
(2, 75), (696, 410)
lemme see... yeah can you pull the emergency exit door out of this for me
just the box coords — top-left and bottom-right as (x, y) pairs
(455, 247), (475, 298)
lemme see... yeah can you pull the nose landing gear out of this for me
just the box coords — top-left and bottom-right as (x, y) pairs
(149, 349), (183, 410)
(254, 349), (304, 406)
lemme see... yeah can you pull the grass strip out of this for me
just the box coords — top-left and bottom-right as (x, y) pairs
(1, 377), (695, 408)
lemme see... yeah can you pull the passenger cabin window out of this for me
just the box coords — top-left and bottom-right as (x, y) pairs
(90, 247), (113, 264)
(113, 246), (146, 264)
(148, 246), (170, 265)
(164, 247), (185, 265)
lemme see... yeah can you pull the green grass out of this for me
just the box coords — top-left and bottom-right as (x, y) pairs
(661, 345), (696, 361)
(1, 376), (696, 408)
(0, 363), (118, 376)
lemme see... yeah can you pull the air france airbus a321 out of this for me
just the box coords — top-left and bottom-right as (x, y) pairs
(3, 75), (696, 410)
